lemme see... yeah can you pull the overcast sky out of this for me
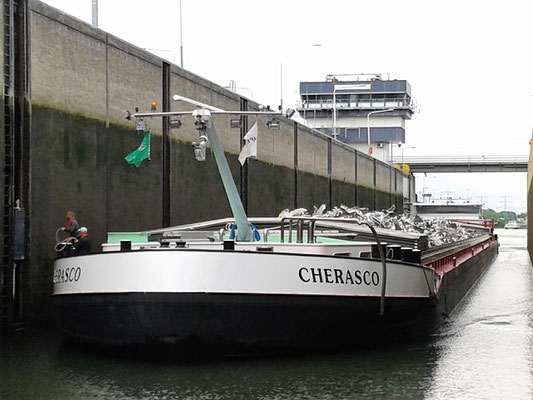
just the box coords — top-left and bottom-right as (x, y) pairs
(41, 0), (533, 213)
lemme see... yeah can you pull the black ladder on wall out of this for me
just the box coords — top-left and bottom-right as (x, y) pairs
(1, 0), (15, 336)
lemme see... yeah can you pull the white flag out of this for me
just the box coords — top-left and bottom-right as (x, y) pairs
(238, 122), (258, 166)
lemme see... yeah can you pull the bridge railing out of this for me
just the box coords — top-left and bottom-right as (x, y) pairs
(394, 155), (529, 164)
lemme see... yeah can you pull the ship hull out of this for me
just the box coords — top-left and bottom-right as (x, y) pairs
(434, 239), (498, 317)
(52, 242), (498, 356)
(53, 292), (437, 355)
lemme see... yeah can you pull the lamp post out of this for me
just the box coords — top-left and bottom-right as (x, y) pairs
(333, 86), (338, 139)
(91, 0), (98, 28)
(179, 0), (184, 68)
(333, 84), (367, 140)
(366, 108), (393, 154)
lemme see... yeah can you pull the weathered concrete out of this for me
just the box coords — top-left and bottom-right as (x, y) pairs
(357, 152), (374, 188)
(395, 170), (403, 209)
(256, 117), (295, 170)
(248, 159), (295, 217)
(297, 171), (329, 211)
(376, 162), (392, 210)
(297, 126), (329, 177)
(331, 143), (356, 184)
(0, 0), (416, 327)
(332, 178), (356, 207)
(527, 141), (533, 260)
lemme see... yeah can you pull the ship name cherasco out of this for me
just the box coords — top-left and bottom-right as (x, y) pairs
(53, 266), (82, 284)
(298, 267), (379, 286)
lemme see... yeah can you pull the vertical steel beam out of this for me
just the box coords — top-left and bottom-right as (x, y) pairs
(354, 150), (358, 206)
(161, 62), (170, 227)
(373, 158), (377, 210)
(239, 98), (248, 213)
(293, 123), (298, 210)
(327, 138), (332, 210)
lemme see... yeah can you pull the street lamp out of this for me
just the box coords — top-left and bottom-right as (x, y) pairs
(332, 86), (339, 139)
(366, 108), (393, 154)
(92, 0), (98, 28)
(179, 0), (184, 68)
(333, 84), (367, 140)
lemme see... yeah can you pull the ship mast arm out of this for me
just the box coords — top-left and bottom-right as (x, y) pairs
(204, 123), (251, 241)
(125, 96), (287, 242)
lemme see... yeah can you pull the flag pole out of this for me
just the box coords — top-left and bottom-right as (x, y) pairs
(147, 131), (151, 161)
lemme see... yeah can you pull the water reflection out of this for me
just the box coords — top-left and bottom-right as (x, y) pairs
(1, 329), (437, 399)
(426, 229), (533, 400)
(1, 230), (532, 399)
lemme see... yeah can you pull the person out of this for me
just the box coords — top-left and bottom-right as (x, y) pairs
(62, 210), (79, 238)
(74, 227), (91, 254)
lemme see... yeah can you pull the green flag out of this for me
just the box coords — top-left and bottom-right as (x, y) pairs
(125, 131), (150, 167)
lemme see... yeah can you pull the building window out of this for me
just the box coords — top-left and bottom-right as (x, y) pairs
(301, 92), (411, 108)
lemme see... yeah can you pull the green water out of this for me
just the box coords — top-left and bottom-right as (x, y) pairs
(1, 229), (532, 399)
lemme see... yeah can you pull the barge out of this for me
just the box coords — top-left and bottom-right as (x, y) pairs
(52, 99), (498, 356)
(53, 217), (497, 355)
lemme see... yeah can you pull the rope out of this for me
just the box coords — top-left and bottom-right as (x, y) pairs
(361, 222), (387, 317)
(54, 228), (77, 253)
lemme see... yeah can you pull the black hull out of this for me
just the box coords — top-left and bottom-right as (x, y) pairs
(53, 244), (498, 356)
(434, 241), (498, 317)
(54, 292), (438, 356)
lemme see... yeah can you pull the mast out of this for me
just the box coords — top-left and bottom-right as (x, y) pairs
(126, 98), (285, 242)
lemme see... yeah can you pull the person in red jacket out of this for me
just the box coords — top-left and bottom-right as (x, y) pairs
(74, 227), (91, 254)
(61, 210), (79, 238)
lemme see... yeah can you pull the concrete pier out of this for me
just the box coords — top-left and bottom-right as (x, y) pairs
(0, 0), (415, 330)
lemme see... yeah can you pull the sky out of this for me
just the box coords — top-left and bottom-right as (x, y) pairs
(41, 0), (533, 213)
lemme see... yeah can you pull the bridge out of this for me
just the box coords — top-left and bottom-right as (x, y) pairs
(393, 155), (528, 173)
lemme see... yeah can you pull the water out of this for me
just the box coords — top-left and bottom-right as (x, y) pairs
(1, 229), (532, 399)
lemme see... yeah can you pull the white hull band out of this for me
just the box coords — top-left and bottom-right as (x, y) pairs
(53, 249), (435, 299)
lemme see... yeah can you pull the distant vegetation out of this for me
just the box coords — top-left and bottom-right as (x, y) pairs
(482, 208), (526, 227)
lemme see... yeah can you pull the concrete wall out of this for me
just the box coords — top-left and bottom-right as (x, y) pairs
(527, 142), (533, 261)
(395, 169), (404, 210)
(331, 142), (356, 207)
(297, 126), (329, 210)
(356, 153), (374, 208)
(249, 116), (295, 216)
(1, 0), (414, 324)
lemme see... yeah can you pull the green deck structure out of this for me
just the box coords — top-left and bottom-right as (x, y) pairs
(107, 233), (149, 244)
